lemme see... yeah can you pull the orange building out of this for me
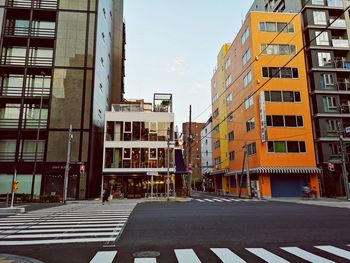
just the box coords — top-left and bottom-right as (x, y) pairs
(211, 11), (321, 198)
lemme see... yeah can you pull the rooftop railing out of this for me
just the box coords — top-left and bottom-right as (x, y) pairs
(8, 0), (58, 9)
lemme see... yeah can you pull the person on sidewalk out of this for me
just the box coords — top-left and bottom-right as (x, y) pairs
(102, 187), (110, 205)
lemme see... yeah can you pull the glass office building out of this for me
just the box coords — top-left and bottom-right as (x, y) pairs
(0, 0), (125, 200)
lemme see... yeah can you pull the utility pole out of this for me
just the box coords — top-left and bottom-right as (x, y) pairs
(246, 144), (251, 198)
(188, 105), (192, 197)
(30, 72), (45, 202)
(166, 128), (170, 201)
(338, 122), (350, 200)
(63, 124), (73, 204)
(239, 142), (247, 198)
(10, 169), (17, 208)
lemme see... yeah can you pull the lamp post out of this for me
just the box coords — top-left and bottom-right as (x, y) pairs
(30, 72), (45, 202)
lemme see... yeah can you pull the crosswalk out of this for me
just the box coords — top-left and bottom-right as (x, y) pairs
(193, 197), (267, 203)
(0, 203), (137, 246)
(90, 245), (350, 262)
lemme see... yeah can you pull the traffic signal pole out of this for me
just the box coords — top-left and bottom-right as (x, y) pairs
(338, 122), (350, 200)
(63, 124), (73, 204)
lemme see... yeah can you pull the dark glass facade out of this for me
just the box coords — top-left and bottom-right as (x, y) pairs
(0, 0), (125, 200)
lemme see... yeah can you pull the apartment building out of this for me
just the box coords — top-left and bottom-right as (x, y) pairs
(0, 0), (125, 200)
(200, 116), (214, 191)
(250, 0), (350, 197)
(211, 11), (321, 198)
(182, 121), (205, 189)
(103, 94), (178, 198)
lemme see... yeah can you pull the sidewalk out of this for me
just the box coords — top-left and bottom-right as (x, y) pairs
(271, 197), (350, 209)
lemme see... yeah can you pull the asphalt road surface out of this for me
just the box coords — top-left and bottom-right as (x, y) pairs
(0, 193), (349, 262)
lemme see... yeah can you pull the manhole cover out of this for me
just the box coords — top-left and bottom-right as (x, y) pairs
(132, 251), (160, 258)
(0, 254), (45, 263)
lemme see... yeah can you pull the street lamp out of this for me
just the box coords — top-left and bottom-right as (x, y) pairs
(30, 71), (45, 202)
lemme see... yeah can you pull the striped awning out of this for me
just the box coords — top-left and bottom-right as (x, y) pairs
(210, 169), (228, 176)
(225, 167), (321, 177)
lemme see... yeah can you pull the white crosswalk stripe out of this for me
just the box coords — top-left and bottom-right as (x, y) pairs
(90, 244), (349, 263)
(0, 203), (137, 246)
(315, 245), (350, 260)
(281, 247), (335, 263)
(211, 248), (246, 263)
(194, 198), (265, 203)
(175, 249), (201, 263)
(246, 248), (289, 263)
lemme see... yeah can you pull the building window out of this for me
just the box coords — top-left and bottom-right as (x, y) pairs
(226, 93), (233, 104)
(228, 131), (235, 141)
(213, 108), (219, 118)
(214, 140), (220, 149)
(323, 96), (338, 112)
(243, 70), (252, 87)
(321, 74), (335, 89)
(215, 157), (221, 166)
(262, 67), (299, 79)
(313, 11), (327, 25)
(244, 96), (254, 109)
(318, 52), (332, 67)
(229, 151), (235, 161)
(225, 57), (231, 69)
(225, 74), (233, 88)
(266, 115), (304, 127)
(246, 118), (255, 132)
(268, 141), (306, 153)
(315, 31), (329, 45)
(326, 119), (338, 135)
(265, 91), (301, 103)
(259, 22), (294, 33)
(247, 143), (256, 155)
(242, 48), (251, 66)
(214, 125), (220, 133)
(241, 26), (250, 45)
(261, 44), (296, 56)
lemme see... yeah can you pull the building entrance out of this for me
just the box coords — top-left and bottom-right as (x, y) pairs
(126, 178), (143, 198)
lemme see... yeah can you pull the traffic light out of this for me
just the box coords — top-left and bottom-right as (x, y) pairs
(13, 180), (19, 193)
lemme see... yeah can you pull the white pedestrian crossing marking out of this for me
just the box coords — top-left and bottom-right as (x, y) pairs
(212, 198), (224, 202)
(89, 251), (118, 263)
(217, 198), (233, 202)
(134, 258), (157, 263)
(195, 199), (205, 202)
(246, 248), (289, 263)
(195, 198), (265, 203)
(281, 247), (335, 263)
(0, 203), (137, 246)
(211, 248), (246, 263)
(315, 246), (350, 260)
(175, 249), (201, 263)
(203, 199), (215, 202)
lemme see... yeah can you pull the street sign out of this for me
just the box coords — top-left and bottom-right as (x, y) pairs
(328, 162), (335, 172)
(345, 126), (350, 134)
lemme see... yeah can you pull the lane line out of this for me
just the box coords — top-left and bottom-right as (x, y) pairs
(281, 247), (335, 263)
(0, 237), (117, 246)
(89, 251), (118, 263)
(246, 248), (289, 263)
(134, 258), (157, 263)
(211, 248), (246, 263)
(175, 249), (201, 263)
(315, 246), (350, 260)
(0, 231), (119, 239)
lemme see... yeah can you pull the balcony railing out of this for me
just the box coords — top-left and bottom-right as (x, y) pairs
(8, 0), (58, 9)
(3, 27), (55, 38)
(0, 56), (53, 66)
(19, 152), (45, 162)
(0, 118), (48, 129)
(0, 119), (19, 128)
(0, 86), (50, 97)
(340, 105), (350, 113)
(334, 60), (350, 69)
(337, 82), (350, 91)
(329, 19), (347, 28)
(332, 39), (349, 48)
(0, 153), (15, 162)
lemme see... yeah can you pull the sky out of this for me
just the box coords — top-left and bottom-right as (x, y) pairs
(124, 0), (254, 129)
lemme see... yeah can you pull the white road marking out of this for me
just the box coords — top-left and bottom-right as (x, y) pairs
(89, 251), (118, 263)
(0, 220), (127, 226)
(0, 231), (119, 239)
(134, 258), (157, 263)
(195, 199), (205, 202)
(211, 248), (246, 263)
(246, 248), (289, 263)
(0, 237), (117, 246)
(1, 227), (120, 234)
(281, 247), (335, 263)
(0, 223), (123, 229)
(175, 249), (201, 263)
(216, 198), (233, 202)
(315, 246), (350, 260)
(212, 199), (224, 202)
(203, 199), (215, 202)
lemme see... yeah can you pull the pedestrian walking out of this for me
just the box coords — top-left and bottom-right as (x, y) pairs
(102, 187), (110, 205)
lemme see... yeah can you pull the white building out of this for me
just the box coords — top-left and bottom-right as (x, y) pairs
(102, 94), (176, 198)
(201, 116), (214, 191)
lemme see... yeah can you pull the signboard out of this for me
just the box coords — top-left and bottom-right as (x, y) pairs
(345, 126), (350, 134)
(259, 92), (268, 143)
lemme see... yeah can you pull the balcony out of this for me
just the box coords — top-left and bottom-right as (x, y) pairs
(7, 0), (58, 9)
(332, 39), (350, 48)
(329, 19), (347, 28)
(334, 59), (350, 69)
(337, 82), (350, 91)
(0, 118), (48, 129)
(0, 56), (53, 66)
(4, 27), (55, 38)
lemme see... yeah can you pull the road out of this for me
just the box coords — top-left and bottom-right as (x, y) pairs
(0, 192), (349, 262)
